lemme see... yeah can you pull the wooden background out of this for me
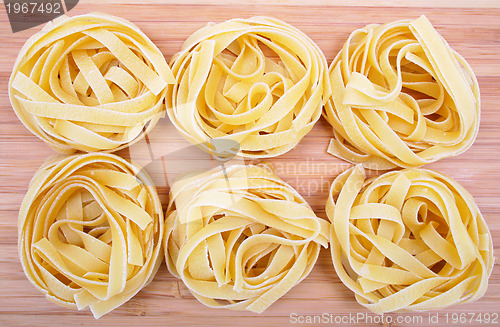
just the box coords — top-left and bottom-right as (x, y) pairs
(1, 1), (499, 326)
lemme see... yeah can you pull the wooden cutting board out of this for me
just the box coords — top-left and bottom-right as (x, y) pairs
(1, 1), (499, 326)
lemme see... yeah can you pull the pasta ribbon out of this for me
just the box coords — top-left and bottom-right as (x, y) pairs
(18, 153), (164, 318)
(324, 16), (480, 169)
(165, 165), (329, 312)
(327, 165), (493, 314)
(167, 17), (331, 158)
(9, 13), (175, 153)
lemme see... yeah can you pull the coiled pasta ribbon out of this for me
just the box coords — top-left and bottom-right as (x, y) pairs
(165, 165), (329, 312)
(324, 16), (480, 169)
(167, 17), (330, 158)
(9, 13), (175, 153)
(18, 153), (164, 318)
(327, 165), (493, 314)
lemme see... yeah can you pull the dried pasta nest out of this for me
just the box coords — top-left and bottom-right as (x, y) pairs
(167, 17), (330, 158)
(18, 153), (164, 318)
(324, 16), (480, 169)
(165, 165), (329, 312)
(327, 165), (493, 314)
(9, 13), (175, 153)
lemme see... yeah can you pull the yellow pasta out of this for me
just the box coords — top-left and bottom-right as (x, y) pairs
(9, 12), (175, 154)
(165, 165), (329, 312)
(18, 153), (164, 318)
(324, 16), (480, 169)
(167, 17), (331, 158)
(327, 165), (493, 314)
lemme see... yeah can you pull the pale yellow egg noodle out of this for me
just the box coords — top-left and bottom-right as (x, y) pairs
(18, 153), (164, 318)
(324, 15), (480, 169)
(165, 165), (330, 312)
(9, 12), (175, 154)
(10, 10), (494, 320)
(326, 164), (493, 314)
(167, 16), (331, 158)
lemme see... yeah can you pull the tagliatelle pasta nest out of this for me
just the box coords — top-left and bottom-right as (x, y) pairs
(324, 16), (480, 169)
(9, 12), (175, 153)
(165, 165), (329, 312)
(18, 153), (164, 318)
(167, 17), (331, 158)
(327, 165), (493, 314)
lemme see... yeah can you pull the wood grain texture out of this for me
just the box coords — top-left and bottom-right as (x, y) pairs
(1, 1), (499, 326)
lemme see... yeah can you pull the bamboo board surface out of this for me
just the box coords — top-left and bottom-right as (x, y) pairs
(1, 1), (500, 326)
